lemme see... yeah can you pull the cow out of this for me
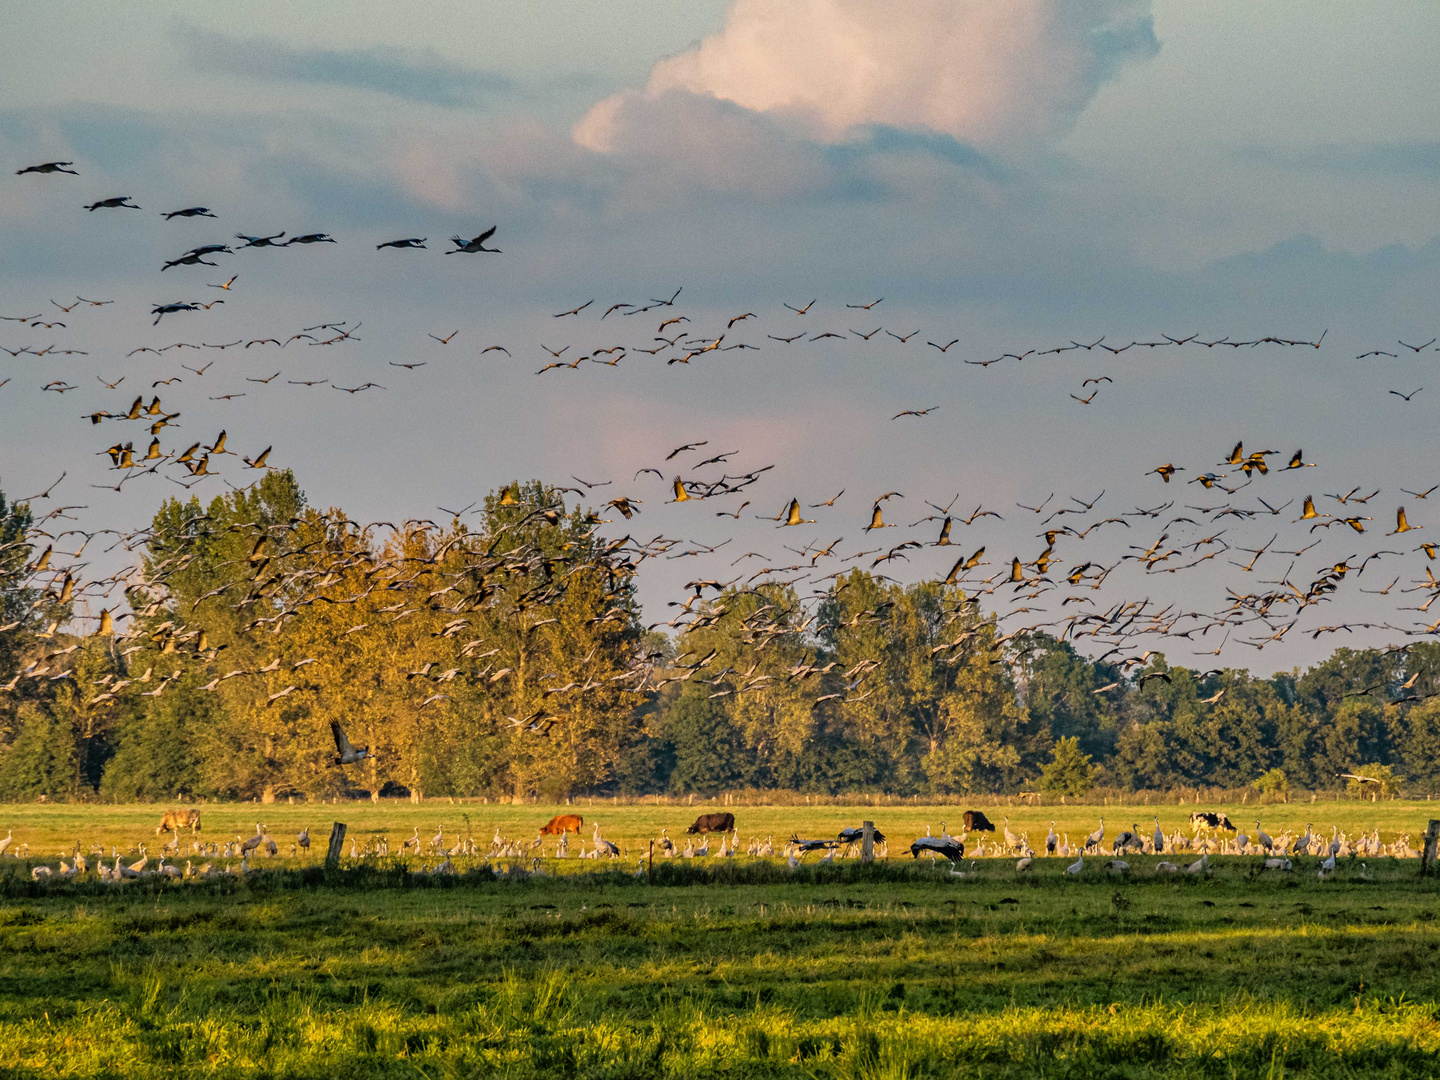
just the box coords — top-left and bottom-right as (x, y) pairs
(539, 813), (583, 837)
(687, 812), (735, 835)
(156, 809), (201, 836)
(962, 810), (996, 833)
(1190, 811), (1236, 832)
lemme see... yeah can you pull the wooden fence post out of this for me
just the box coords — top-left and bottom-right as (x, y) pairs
(325, 822), (347, 870)
(862, 821), (874, 863)
(1422, 820), (1439, 877)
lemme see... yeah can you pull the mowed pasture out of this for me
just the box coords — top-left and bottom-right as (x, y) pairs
(0, 803), (1437, 1077)
(3, 798), (1439, 863)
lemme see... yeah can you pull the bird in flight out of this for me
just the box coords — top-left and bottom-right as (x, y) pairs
(162, 207), (216, 219)
(1389, 388), (1423, 401)
(554, 300), (592, 318)
(377, 238), (427, 249)
(331, 721), (370, 765)
(447, 227), (499, 253)
(235, 232), (286, 247)
(846, 298), (883, 310)
(429, 331), (459, 344)
(207, 275), (238, 290)
(779, 499), (815, 527)
(85, 196), (140, 211)
(784, 299), (816, 315)
(892, 407), (938, 419)
(286, 233), (336, 245)
(17, 161), (77, 175)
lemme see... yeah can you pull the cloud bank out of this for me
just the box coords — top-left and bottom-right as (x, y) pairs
(576, 0), (1158, 152)
(178, 29), (515, 108)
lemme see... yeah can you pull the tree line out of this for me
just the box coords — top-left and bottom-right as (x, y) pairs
(2, 474), (1439, 802)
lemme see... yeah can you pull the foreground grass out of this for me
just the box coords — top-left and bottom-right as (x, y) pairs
(0, 860), (1437, 1077)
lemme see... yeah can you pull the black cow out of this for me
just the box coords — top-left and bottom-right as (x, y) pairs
(687, 812), (735, 834)
(1190, 811), (1236, 831)
(962, 810), (996, 833)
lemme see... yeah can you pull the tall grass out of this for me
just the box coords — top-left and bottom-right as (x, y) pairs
(0, 853), (1438, 1076)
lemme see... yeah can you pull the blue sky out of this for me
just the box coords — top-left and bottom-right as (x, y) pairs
(3, 1), (1439, 672)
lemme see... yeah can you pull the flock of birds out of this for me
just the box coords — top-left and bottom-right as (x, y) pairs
(7, 158), (1440, 765)
(5, 811), (1416, 885)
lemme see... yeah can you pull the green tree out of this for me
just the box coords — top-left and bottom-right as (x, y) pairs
(1400, 698), (1440, 794)
(0, 702), (75, 800)
(1254, 768), (1290, 800)
(1040, 736), (1094, 795)
(664, 689), (749, 795)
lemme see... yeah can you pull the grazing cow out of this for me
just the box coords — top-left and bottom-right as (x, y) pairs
(687, 812), (735, 835)
(962, 810), (996, 833)
(155, 809), (201, 835)
(539, 813), (583, 837)
(1190, 811), (1236, 831)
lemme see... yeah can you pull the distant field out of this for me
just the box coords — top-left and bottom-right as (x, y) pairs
(1, 799), (1437, 862)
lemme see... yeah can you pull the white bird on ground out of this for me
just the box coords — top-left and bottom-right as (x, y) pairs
(1152, 817), (1165, 853)
(1186, 853), (1209, 875)
(592, 824), (620, 858)
(1085, 818), (1105, 852)
(1046, 821), (1058, 855)
(1016, 854), (1034, 872)
(1066, 852), (1084, 876)
(1253, 821), (1272, 851)
(1293, 823), (1314, 855)
(1155, 861), (1180, 873)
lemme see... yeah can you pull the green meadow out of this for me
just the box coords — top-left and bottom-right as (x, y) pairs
(0, 801), (1437, 1077)
(3, 798), (1437, 859)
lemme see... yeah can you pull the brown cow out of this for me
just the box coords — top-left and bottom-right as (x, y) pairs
(962, 810), (996, 833)
(539, 813), (583, 837)
(156, 809), (202, 835)
(687, 812), (735, 835)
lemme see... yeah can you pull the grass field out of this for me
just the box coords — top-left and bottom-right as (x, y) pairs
(1, 801), (1439, 1078)
(3, 798), (1439, 862)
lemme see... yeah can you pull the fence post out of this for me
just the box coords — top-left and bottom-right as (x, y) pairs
(862, 821), (874, 863)
(325, 822), (347, 870)
(648, 839), (654, 885)
(1422, 820), (1439, 877)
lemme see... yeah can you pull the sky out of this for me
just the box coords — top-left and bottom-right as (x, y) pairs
(2, 1), (1440, 674)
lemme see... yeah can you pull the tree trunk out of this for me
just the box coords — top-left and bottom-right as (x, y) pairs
(261, 784), (276, 804)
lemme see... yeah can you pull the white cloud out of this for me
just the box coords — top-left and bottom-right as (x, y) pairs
(576, 0), (1157, 152)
